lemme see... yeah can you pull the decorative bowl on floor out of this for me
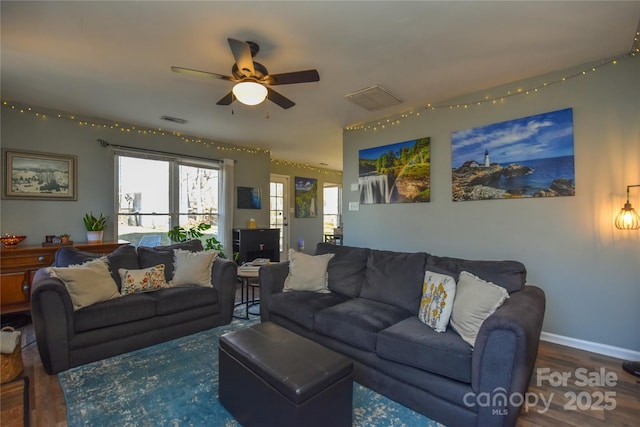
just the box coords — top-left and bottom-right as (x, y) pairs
(0, 235), (26, 248)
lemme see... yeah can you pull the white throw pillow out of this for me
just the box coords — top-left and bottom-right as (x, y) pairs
(450, 271), (509, 347)
(418, 271), (456, 332)
(47, 257), (120, 311)
(283, 249), (335, 293)
(119, 264), (169, 296)
(171, 249), (218, 287)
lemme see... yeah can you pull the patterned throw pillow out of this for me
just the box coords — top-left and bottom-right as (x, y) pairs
(119, 264), (169, 295)
(418, 271), (457, 332)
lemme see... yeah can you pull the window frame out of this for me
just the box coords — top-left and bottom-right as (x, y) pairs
(114, 150), (221, 243)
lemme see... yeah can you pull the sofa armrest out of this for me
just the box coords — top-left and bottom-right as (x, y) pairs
(211, 257), (238, 324)
(258, 261), (289, 322)
(471, 284), (546, 427)
(30, 268), (76, 374)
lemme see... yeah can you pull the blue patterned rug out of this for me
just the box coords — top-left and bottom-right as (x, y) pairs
(58, 316), (441, 426)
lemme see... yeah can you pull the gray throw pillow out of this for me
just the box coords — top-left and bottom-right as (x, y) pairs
(137, 240), (204, 282)
(54, 244), (138, 290)
(450, 271), (509, 347)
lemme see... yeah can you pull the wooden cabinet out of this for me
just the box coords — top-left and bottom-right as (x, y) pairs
(233, 229), (280, 265)
(0, 241), (128, 315)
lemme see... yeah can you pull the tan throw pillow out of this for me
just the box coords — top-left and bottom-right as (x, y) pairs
(283, 249), (335, 293)
(47, 257), (120, 311)
(418, 271), (456, 332)
(119, 264), (169, 296)
(171, 249), (218, 287)
(450, 271), (509, 347)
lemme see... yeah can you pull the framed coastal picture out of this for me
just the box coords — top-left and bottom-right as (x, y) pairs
(359, 137), (431, 204)
(237, 186), (261, 209)
(294, 177), (318, 218)
(451, 108), (575, 202)
(2, 149), (77, 200)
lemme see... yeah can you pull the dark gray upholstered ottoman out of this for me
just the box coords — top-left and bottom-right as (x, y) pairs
(219, 322), (353, 427)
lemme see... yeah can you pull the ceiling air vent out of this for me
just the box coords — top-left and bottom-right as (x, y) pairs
(344, 85), (401, 111)
(161, 115), (188, 124)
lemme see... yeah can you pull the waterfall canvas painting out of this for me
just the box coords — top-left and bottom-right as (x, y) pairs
(451, 108), (575, 202)
(295, 177), (318, 217)
(359, 137), (431, 204)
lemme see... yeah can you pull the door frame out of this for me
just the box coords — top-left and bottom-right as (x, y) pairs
(270, 174), (290, 260)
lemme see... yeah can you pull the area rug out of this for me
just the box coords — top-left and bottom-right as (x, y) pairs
(58, 316), (441, 426)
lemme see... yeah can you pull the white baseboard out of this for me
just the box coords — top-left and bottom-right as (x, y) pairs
(540, 332), (640, 361)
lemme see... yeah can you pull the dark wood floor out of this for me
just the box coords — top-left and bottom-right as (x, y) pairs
(3, 318), (639, 426)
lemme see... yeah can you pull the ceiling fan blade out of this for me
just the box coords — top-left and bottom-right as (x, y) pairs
(267, 87), (295, 109)
(216, 91), (234, 106)
(227, 38), (256, 78)
(264, 69), (320, 85)
(171, 66), (234, 81)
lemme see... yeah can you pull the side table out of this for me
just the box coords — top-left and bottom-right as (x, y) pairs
(235, 267), (260, 319)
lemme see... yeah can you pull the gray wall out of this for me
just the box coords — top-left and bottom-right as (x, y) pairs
(1, 106), (271, 250)
(342, 57), (640, 352)
(270, 161), (342, 254)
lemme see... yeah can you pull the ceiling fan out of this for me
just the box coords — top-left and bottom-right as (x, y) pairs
(171, 38), (320, 109)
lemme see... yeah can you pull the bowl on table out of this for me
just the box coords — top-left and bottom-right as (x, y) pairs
(0, 235), (27, 248)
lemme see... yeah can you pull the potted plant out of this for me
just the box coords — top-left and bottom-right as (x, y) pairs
(83, 212), (109, 243)
(59, 233), (70, 244)
(168, 222), (228, 259)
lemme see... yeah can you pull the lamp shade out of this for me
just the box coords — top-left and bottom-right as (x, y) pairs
(232, 81), (268, 106)
(615, 202), (640, 230)
(615, 184), (640, 230)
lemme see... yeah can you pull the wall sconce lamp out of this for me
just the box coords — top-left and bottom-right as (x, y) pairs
(614, 184), (640, 230)
(232, 81), (268, 106)
(616, 184), (640, 378)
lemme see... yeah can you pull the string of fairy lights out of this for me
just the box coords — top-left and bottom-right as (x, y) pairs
(4, 26), (637, 165)
(345, 47), (639, 133)
(271, 159), (343, 176)
(1, 100), (342, 175)
(1, 100), (270, 156)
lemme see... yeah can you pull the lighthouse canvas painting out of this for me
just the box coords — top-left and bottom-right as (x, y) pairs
(359, 137), (431, 204)
(451, 108), (575, 202)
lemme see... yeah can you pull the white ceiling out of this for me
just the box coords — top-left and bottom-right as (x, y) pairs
(2, 1), (639, 171)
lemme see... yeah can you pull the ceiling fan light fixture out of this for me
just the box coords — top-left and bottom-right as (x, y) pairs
(232, 81), (268, 106)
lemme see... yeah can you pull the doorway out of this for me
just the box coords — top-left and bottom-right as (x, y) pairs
(270, 174), (289, 260)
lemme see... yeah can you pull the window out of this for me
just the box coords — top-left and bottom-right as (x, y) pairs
(116, 153), (220, 246)
(323, 184), (341, 235)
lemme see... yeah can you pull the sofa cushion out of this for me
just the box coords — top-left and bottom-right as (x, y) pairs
(314, 298), (412, 351)
(315, 243), (369, 298)
(268, 291), (349, 331)
(47, 258), (121, 311)
(426, 255), (526, 293)
(377, 317), (473, 383)
(418, 271), (456, 332)
(359, 249), (428, 314)
(154, 286), (219, 316)
(283, 250), (334, 293)
(137, 240), (204, 282)
(450, 271), (509, 347)
(54, 244), (139, 290)
(74, 292), (157, 332)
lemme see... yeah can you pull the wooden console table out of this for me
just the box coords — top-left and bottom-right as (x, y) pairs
(0, 241), (128, 315)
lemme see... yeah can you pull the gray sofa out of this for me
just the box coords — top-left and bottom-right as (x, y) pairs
(259, 242), (545, 427)
(31, 240), (237, 374)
